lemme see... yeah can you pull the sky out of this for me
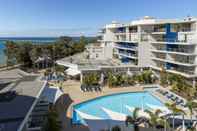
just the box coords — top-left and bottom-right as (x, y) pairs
(0, 0), (197, 37)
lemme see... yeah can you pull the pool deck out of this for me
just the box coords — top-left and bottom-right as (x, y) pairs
(62, 80), (145, 117)
(55, 80), (195, 131)
(55, 80), (149, 131)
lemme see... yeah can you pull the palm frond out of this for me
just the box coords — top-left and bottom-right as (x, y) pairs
(133, 107), (140, 119)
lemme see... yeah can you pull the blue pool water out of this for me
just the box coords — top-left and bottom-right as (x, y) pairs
(72, 92), (164, 124)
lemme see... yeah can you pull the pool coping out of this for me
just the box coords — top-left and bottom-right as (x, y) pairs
(67, 86), (145, 118)
(70, 89), (167, 125)
(67, 84), (162, 120)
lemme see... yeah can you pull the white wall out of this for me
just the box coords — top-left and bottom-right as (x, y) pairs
(138, 42), (151, 67)
(104, 42), (113, 59)
(103, 28), (116, 41)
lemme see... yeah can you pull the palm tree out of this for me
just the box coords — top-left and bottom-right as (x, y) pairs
(125, 108), (140, 131)
(145, 109), (169, 131)
(185, 100), (197, 127)
(165, 102), (185, 130)
(107, 72), (117, 88)
(43, 108), (61, 131)
(111, 125), (121, 131)
(160, 67), (168, 87)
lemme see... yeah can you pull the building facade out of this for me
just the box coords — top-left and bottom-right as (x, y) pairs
(99, 16), (197, 82)
(86, 43), (113, 60)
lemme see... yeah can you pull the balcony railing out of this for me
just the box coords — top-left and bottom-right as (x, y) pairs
(153, 62), (195, 75)
(152, 47), (195, 54)
(166, 48), (194, 54)
(115, 44), (138, 50)
(172, 58), (195, 64)
(119, 51), (138, 58)
(152, 55), (195, 65)
(151, 38), (195, 43)
(153, 28), (166, 32)
(168, 67), (195, 75)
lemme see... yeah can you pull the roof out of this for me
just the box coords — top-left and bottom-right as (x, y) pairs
(41, 86), (63, 104)
(0, 69), (46, 131)
(56, 53), (121, 71)
(104, 17), (197, 28)
(0, 69), (24, 84)
(65, 68), (81, 76)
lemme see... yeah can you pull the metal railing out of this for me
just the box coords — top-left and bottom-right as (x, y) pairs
(119, 52), (138, 57)
(152, 47), (194, 54)
(115, 44), (138, 50)
(152, 55), (195, 65)
(151, 38), (195, 43)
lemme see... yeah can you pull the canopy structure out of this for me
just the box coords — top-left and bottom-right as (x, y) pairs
(76, 110), (103, 120)
(41, 86), (63, 104)
(102, 107), (127, 121)
(75, 109), (130, 131)
(65, 68), (81, 76)
(146, 104), (171, 114)
(125, 105), (150, 118)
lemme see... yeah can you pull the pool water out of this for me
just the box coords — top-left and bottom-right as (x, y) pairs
(72, 91), (164, 124)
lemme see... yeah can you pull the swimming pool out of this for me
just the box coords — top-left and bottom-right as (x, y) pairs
(72, 91), (164, 125)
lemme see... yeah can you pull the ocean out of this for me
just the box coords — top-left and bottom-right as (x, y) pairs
(0, 37), (58, 66)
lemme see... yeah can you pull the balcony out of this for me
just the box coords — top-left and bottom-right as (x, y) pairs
(151, 47), (196, 55)
(151, 38), (196, 45)
(118, 51), (138, 59)
(151, 64), (196, 77)
(129, 26), (138, 33)
(171, 56), (195, 65)
(152, 56), (196, 67)
(151, 28), (166, 35)
(115, 32), (126, 35)
(115, 44), (138, 51)
(151, 61), (196, 77)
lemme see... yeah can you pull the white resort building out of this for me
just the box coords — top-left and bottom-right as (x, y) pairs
(98, 16), (197, 84)
(56, 16), (197, 86)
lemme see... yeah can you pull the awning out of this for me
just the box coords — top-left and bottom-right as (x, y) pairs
(41, 86), (63, 104)
(102, 107), (127, 121)
(65, 68), (81, 76)
(125, 105), (150, 119)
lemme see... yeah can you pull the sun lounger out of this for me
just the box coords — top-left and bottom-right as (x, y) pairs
(166, 94), (173, 99)
(171, 96), (177, 101)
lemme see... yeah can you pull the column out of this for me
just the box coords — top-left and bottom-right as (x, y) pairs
(192, 78), (196, 88)
(80, 73), (83, 84)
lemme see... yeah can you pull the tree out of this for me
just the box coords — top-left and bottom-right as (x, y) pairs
(185, 100), (197, 126)
(79, 36), (88, 45)
(43, 108), (61, 131)
(107, 72), (119, 87)
(125, 108), (140, 131)
(3, 36), (88, 70)
(111, 125), (121, 131)
(145, 109), (169, 131)
(4, 41), (18, 66)
(54, 65), (65, 73)
(83, 73), (100, 86)
(160, 67), (168, 87)
(165, 102), (185, 130)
